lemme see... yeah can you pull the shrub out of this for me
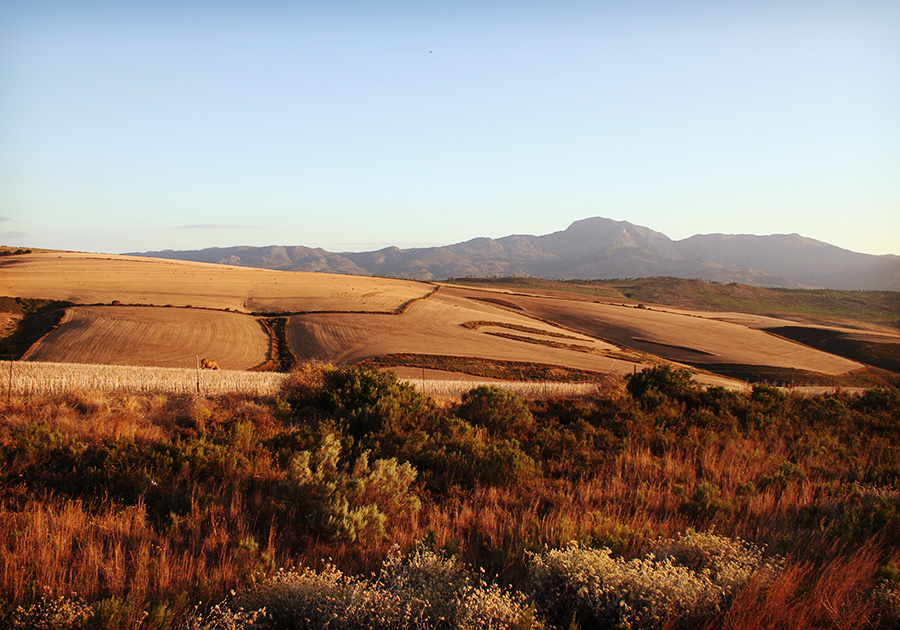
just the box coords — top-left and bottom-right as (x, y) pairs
(285, 433), (421, 542)
(325, 367), (434, 440)
(7, 595), (92, 630)
(527, 531), (779, 630)
(625, 365), (697, 405)
(681, 481), (734, 519)
(457, 386), (533, 438)
(279, 363), (331, 408)
(749, 383), (788, 412)
(232, 547), (540, 630)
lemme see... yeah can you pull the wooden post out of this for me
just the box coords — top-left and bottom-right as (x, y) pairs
(196, 355), (201, 394)
(7, 357), (12, 405)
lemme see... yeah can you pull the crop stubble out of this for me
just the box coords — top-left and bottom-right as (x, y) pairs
(287, 290), (647, 376)
(441, 287), (864, 376)
(0, 252), (431, 312)
(24, 306), (269, 370)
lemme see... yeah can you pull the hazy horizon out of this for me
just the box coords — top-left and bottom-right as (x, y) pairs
(3, 1), (899, 256)
(128, 215), (898, 258)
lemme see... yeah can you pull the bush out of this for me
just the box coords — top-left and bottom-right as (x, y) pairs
(325, 367), (434, 440)
(625, 366), (697, 405)
(7, 595), (92, 630)
(527, 531), (779, 630)
(457, 386), (533, 438)
(284, 433), (421, 542)
(231, 547), (540, 630)
(279, 363), (331, 409)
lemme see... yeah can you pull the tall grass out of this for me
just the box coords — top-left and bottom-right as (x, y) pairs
(1, 360), (286, 396)
(2, 360), (603, 401)
(1, 364), (898, 629)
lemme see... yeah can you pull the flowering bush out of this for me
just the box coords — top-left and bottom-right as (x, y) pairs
(7, 595), (92, 630)
(527, 531), (780, 629)
(228, 547), (540, 630)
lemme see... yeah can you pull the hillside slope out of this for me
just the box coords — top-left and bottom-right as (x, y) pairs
(132, 217), (900, 290)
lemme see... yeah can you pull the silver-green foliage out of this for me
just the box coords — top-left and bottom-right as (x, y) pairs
(527, 531), (781, 629)
(287, 433), (420, 542)
(232, 547), (539, 630)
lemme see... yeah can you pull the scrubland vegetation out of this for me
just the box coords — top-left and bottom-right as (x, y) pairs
(1, 364), (899, 629)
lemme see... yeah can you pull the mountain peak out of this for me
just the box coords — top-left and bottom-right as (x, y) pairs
(129, 217), (900, 290)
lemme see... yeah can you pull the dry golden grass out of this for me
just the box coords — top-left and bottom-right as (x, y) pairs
(1, 360), (286, 396)
(442, 286), (864, 376)
(0, 251), (432, 313)
(23, 306), (270, 370)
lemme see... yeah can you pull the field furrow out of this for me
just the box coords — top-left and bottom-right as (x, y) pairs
(288, 292), (647, 376)
(23, 306), (270, 370)
(441, 286), (864, 375)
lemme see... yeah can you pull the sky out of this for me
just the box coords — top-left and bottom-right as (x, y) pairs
(2, 1), (899, 256)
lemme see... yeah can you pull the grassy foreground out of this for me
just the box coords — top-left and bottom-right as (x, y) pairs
(1, 365), (899, 629)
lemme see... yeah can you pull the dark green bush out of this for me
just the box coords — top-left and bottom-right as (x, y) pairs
(625, 365), (697, 405)
(457, 385), (533, 438)
(325, 367), (434, 441)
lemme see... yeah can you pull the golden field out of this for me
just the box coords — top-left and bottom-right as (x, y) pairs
(3, 250), (896, 387)
(24, 306), (270, 370)
(0, 251), (431, 312)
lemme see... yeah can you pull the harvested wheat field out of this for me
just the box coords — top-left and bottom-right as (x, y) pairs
(2, 360), (285, 396)
(289, 288), (650, 377)
(23, 306), (269, 370)
(440, 286), (864, 375)
(0, 251), (432, 313)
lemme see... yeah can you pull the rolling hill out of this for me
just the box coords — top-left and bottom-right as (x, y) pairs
(4, 250), (898, 388)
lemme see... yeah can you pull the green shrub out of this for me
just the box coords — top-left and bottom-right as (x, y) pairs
(325, 367), (434, 440)
(458, 386), (533, 438)
(625, 365), (697, 405)
(681, 481), (734, 519)
(284, 432), (420, 542)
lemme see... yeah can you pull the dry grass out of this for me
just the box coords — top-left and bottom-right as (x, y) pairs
(1, 360), (286, 396)
(24, 306), (270, 370)
(403, 378), (601, 402)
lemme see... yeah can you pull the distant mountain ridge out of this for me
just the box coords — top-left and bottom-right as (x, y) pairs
(130, 217), (900, 290)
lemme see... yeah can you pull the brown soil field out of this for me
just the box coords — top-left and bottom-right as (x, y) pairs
(288, 289), (649, 377)
(23, 306), (269, 370)
(0, 252), (432, 313)
(439, 286), (863, 376)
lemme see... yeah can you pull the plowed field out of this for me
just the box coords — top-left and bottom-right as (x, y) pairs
(440, 286), (863, 375)
(24, 306), (269, 370)
(288, 289), (649, 377)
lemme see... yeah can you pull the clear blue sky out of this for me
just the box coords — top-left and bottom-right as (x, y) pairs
(2, 1), (899, 255)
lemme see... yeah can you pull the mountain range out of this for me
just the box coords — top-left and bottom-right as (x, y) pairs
(131, 217), (900, 291)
